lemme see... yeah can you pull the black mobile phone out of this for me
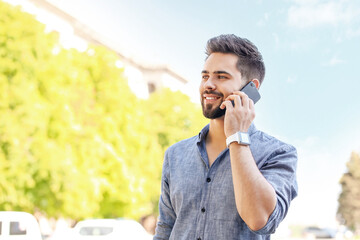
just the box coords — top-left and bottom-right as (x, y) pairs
(240, 81), (261, 104)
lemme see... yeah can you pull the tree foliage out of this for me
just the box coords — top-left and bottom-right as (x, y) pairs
(0, 1), (207, 220)
(338, 152), (360, 232)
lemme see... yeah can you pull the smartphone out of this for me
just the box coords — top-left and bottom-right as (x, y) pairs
(240, 81), (261, 104)
(230, 81), (261, 106)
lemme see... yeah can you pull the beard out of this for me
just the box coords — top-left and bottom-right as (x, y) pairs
(200, 91), (226, 119)
(202, 103), (226, 119)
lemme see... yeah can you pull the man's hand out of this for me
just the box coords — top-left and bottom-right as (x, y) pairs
(220, 91), (255, 137)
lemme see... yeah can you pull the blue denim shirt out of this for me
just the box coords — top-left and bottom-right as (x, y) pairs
(154, 124), (298, 240)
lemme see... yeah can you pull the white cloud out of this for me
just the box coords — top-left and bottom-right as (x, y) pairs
(257, 12), (270, 26)
(323, 56), (345, 66)
(286, 75), (297, 84)
(272, 33), (280, 49)
(346, 27), (360, 38)
(287, 0), (360, 28)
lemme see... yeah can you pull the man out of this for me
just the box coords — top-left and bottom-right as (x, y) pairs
(154, 34), (298, 240)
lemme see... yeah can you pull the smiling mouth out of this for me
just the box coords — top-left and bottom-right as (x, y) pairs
(203, 96), (221, 104)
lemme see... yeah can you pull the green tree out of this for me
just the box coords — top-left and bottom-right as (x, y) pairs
(338, 152), (360, 232)
(145, 88), (207, 150)
(0, 1), (208, 221)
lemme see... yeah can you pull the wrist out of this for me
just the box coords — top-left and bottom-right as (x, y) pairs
(228, 141), (250, 149)
(226, 131), (251, 148)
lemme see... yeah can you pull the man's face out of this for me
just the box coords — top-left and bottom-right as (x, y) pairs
(200, 52), (245, 119)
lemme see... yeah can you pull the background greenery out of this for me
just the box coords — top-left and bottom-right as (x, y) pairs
(338, 152), (360, 232)
(0, 2), (207, 221)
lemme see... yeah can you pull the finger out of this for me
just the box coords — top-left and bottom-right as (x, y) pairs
(249, 98), (255, 110)
(239, 91), (249, 108)
(223, 94), (240, 108)
(220, 100), (234, 110)
(231, 91), (249, 107)
(233, 94), (242, 108)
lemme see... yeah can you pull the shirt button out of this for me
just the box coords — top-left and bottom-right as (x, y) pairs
(201, 207), (206, 213)
(206, 177), (211, 182)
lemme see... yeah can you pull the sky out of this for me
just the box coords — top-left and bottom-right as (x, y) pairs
(8, 0), (360, 228)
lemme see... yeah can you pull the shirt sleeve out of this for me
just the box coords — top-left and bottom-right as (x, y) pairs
(252, 144), (298, 235)
(153, 149), (176, 240)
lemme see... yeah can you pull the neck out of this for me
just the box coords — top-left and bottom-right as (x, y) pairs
(207, 117), (227, 147)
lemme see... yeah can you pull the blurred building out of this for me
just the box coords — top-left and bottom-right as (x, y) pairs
(5, 0), (189, 99)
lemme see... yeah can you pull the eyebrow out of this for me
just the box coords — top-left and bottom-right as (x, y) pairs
(201, 70), (231, 75)
(214, 71), (231, 75)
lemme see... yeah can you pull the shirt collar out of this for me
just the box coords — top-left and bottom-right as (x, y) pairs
(197, 124), (210, 143)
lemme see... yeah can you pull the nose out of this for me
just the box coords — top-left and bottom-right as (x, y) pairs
(203, 76), (216, 90)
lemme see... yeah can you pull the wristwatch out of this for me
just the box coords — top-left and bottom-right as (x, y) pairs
(226, 131), (251, 148)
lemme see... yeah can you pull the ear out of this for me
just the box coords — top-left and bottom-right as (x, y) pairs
(251, 79), (260, 89)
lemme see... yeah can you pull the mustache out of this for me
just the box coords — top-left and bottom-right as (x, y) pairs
(202, 90), (224, 97)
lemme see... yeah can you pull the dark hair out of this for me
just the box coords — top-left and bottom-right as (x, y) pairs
(205, 34), (265, 85)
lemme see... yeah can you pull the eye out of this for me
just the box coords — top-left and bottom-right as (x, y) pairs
(202, 75), (209, 80)
(218, 75), (228, 79)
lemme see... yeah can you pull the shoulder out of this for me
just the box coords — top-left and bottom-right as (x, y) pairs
(250, 127), (298, 169)
(165, 135), (198, 156)
(162, 134), (200, 173)
(251, 128), (297, 153)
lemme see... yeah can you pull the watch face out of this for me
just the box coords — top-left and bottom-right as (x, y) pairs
(239, 132), (250, 144)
